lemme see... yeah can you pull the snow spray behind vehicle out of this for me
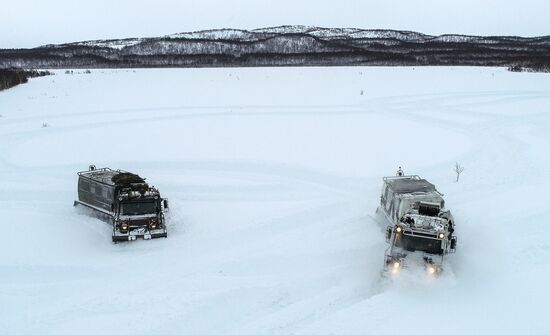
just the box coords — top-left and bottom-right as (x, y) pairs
(74, 165), (169, 242)
(378, 174), (457, 276)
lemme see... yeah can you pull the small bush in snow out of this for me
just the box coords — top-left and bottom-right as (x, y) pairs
(454, 162), (465, 182)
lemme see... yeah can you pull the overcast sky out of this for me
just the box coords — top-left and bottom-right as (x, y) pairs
(2, 0), (549, 48)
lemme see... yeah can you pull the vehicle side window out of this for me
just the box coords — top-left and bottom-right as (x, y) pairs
(95, 185), (104, 197)
(386, 189), (394, 211)
(397, 199), (402, 218)
(80, 180), (91, 192)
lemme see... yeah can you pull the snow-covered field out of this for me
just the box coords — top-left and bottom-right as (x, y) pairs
(1, 67), (549, 334)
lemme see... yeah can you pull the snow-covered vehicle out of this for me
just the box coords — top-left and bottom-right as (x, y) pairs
(378, 175), (457, 275)
(74, 166), (169, 242)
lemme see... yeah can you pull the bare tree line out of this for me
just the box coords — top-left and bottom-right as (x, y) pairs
(0, 69), (50, 91)
(1, 29), (549, 70)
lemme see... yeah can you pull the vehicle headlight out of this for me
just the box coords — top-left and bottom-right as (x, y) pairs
(392, 261), (400, 269)
(396, 226), (403, 233)
(438, 233), (445, 239)
(120, 223), (128, 231)
(427, 266), (437, 275)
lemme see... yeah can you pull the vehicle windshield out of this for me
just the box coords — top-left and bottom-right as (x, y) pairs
(121, 201), (157, 215)
(394, 233), (442, 254)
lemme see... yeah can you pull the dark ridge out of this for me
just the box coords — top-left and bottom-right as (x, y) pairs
(1, 26), (549, 72)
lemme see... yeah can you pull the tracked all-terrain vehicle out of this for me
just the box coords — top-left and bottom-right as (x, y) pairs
(74, 166), (169, 242)
(378, 175), (457, 275)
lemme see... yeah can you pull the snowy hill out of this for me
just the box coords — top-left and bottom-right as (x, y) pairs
(0, 26), (549, 69)
(1, 67), (549, 334)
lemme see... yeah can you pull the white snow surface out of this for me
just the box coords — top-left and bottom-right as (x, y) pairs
(1, 67), (550, 334)
(167, 29), (260, 41)
(166, 26), (431, 42)
(68, 38), (144, 50)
